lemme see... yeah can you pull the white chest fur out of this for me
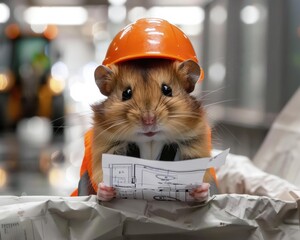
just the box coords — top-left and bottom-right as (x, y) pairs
(136, 141), (164, 160)
(136, 141), (180, 161)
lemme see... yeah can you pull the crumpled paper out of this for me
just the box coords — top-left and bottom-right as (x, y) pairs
(0, 195), (298, 240)
(216, 88), (300, 202)
(2, 90), (300, 239)
(253, 88), (300, 187)
(216, 151), (300, 202)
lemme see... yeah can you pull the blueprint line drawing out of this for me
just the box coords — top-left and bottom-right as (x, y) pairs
(102, 149), (229, 201)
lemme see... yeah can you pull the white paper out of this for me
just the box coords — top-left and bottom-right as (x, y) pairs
(253, 88), (300, 187)
(0, 195), (298, 240)
(102, 149), (229, 201)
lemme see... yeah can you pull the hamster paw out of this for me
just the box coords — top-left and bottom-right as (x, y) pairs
(97, 182), (116, 201)
(189, 182), (210, 202)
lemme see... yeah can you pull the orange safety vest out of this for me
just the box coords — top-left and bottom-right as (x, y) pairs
(71, 129), (218, 197)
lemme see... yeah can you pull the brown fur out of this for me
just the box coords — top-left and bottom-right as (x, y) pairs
(91, 59), (211, 185)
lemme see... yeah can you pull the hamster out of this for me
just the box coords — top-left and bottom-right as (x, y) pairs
(92, 58), (212, 201)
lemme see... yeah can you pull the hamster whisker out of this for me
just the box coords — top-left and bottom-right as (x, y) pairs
(203, 99), (235, 109)
(167, 123), (191, 143)
(209, 119), (240, 146)
(154, 94), (164, 111)
(97, 119), (127, 128)
(161, 96), (175, 106)
(168, 115), (200, 120)
(161, 96), (189, 109)
(131, 98), (143, 112)
(199, 86), (228, 101)
(50, 111), (93, 130)
(94, 112), (129, 126)
(170, 120), (196, 135)
(171, 110), (200, 116)
(106, 124), (131, 144)
(169, 112), (201, 119)
(100, 119), (128, 130)
(94, 125), (129, 150)
(95, 120), (129, 138)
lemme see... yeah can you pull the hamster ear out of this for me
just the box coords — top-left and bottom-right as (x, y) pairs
(94, 65), (115, 96)
(177, 60), (201, 93)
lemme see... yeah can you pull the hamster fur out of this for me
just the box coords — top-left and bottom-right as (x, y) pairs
(91, 58), (211, 186)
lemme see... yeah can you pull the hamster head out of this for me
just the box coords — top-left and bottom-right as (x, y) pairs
(93, 59), (207, 144)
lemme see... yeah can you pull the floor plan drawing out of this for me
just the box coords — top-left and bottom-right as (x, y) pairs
(102, 149), (229, 201)
(115, 187), (195, 201)
(109, 163), (205, 201)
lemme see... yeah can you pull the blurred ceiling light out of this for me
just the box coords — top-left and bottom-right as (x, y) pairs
(148, 6), (205, 25)
(83, 62), (98, 82)
(24, 6), (88, 25)
(83, 62), (108, 103)
(0, 3), (10, 23)
(181, 24), (203, 36)
(108, 5), (127, 23)
(210, 5), (227, 25)
(71, 81), (106, 103)
(128, 6), (147, 22)
(48, 76), (65, 95)
(240, 5), (260, 25)
(17, 117), (53, 147)
(30, 24), (47, 34)
(208, 62), (226, 84)
(51, 61), (69, 80)
(109, 0), (127, 5)
(70, 82), (86, 102)
(92, 22), (109, 41)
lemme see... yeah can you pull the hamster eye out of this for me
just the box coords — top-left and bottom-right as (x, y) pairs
(161, 84), (172, 97)
(122, 87), (132, 101)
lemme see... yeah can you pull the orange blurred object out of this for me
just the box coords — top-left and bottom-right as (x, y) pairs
(103, 18), (204, 81)
(48, 76), (65, 95)
(0, 71), (15, 92)
(5, 23), (20, 39)
(43, 25), (58, 40)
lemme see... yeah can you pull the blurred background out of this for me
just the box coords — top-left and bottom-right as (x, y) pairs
(0, 0), (299, 196)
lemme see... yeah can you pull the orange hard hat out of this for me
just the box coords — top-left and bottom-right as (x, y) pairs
(103, 18), (204, 81)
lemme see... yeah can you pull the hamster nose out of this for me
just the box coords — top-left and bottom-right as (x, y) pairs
(141, 112), (156, 126)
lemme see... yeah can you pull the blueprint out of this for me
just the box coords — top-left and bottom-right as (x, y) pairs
(102, 149), (229, 201)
